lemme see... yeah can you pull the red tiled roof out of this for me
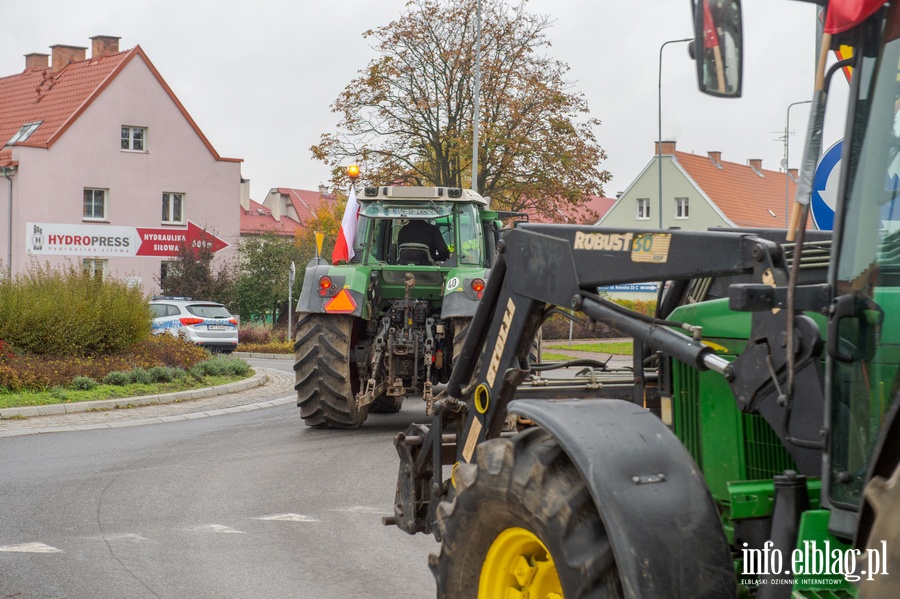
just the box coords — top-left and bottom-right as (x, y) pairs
(674, 151), (806, 228)
(0, 45), (240, 167)
(240, 199), (303, 236)
(528, 196), (616, 224)
(278, 188), (336, 224)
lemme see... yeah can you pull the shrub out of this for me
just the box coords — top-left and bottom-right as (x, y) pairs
(72, 376), (98, 391)
(237, 340), (293, 354)
(540, 299), (658, 340)
(102, 371), (131, 386)
(129, 368), (152, 385)
(0, 262), (150, 356)
(50, 386), (69, 400)
(124, 334), (209, 370)
(147, 366), (176, 383)
(238, 323), (272, 345)
(191, 354), (251, 377)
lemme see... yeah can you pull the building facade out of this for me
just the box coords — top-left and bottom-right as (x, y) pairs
(0, 36), (241, 294)
(599, 141), (802, 231)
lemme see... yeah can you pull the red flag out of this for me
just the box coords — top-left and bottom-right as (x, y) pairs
(703, 0), (719, 49)
(332, 187), (359, 264)
(825, 0), (884, 34)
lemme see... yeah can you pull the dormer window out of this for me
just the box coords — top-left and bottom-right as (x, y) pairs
(121, 126), (146, 151)
(7, 121), (42, 145)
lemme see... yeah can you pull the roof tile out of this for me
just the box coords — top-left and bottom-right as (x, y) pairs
(674, 151), (807, 228)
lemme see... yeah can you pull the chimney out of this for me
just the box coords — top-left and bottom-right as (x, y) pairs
(24, 53), (49, 71)
(789, 168), (799, 181)
(748, 159), (763, 176)
(708, 151), (722, 168)
(240, 178), (251, 212)
(90, 35), (120, 59)
(318, 184), (330, 197)
(655, 140), (677, 155)
(51, 44), (87, 73)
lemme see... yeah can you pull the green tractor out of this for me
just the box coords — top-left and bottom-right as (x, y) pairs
(387, 1), (900, 597)
(293, 185), (502, 428)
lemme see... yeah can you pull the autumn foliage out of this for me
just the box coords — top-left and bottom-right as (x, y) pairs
(311, 0), (610, 222)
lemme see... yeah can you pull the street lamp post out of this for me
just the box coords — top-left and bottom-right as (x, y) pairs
(658, 38), (692, 229)
(471, 0), (482, 192)
(784, 100), (812, 228)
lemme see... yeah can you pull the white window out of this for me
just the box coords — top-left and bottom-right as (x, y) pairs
(83, 258), (107, 279)
(675, 197), (690, 219)
(162, 192), (185, 224)
(7, 121), (42, 145)
(636, 198), (650, 220)
(83, 188), (108, 220)
(121, 126), (146, 151)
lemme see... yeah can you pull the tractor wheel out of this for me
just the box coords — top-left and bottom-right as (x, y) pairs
(859, 459), (900, 598)
(293, 313), (368, 429)
(370, 394), (404, 413)
(431, 427), (623, 598)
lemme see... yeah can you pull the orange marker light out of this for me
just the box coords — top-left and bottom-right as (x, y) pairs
(346, 164), (360, 180)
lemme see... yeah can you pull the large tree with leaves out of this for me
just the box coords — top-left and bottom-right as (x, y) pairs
(311, 0), (610, 220)
(234, 232), (307, 326)
(157, 239), (237, 307)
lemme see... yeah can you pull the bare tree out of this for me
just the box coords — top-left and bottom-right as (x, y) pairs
(311, 0), (610, 220)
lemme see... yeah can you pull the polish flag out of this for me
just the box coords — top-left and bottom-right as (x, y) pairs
(824, 0), (884, 34)
(332, 187), (359, 264)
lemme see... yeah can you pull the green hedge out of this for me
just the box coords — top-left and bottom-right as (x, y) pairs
(0, 263), (151, 356)
(541, 299), (657, 340)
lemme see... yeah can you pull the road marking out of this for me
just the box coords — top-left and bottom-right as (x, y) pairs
(330, 506), (388, 514)
(186, 524), (246, 534)
(0, 542), (63, 553)
(256, 513), (320, 522)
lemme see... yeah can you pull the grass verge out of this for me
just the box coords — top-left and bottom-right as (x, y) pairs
(545, 341), (633, 355)
(0, 373), (253, 410)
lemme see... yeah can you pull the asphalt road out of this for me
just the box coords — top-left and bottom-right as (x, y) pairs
(0, 357), (438, 599)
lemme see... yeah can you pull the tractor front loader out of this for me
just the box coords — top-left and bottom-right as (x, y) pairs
(386, 1), (900, 597)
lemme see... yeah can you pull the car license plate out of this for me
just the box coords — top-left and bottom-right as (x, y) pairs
(208, 325), (226, 331)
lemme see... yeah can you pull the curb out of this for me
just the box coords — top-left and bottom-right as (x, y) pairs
(0, 369), (270, 420)
(233, 351), (293, 360)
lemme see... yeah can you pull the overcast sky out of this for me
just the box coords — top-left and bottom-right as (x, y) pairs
(2, 0), (847, 204)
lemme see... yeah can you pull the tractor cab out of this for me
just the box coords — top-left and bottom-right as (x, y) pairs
(350, 187), (490, 269)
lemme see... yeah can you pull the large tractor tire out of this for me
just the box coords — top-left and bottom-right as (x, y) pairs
(431, 427), (622, 598)
(860, 460), (900, 598)
(293, 313), (368, 429)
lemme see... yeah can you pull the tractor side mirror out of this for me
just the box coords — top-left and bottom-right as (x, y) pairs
(691, 0), (743, 98)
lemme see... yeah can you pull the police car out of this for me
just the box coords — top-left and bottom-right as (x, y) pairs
(149, 297), (238, 353)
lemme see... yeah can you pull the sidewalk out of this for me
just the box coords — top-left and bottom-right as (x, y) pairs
(0, 366), (296, 438)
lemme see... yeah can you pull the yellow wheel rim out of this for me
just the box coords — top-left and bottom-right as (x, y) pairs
(479, 527), (563, 599)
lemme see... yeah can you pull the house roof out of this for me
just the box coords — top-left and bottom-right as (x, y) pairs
(240, 199), (303, 236)
(277, 187), (336, 224)
(673, 150), (804, 228)
(524, 196), (616, 224)
(0, 44), (240, 167)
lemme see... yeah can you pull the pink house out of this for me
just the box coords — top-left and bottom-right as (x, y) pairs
(0, 36), (242, 294)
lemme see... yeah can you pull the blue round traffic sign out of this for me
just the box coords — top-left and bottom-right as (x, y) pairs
(811, 140), (842, 231)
